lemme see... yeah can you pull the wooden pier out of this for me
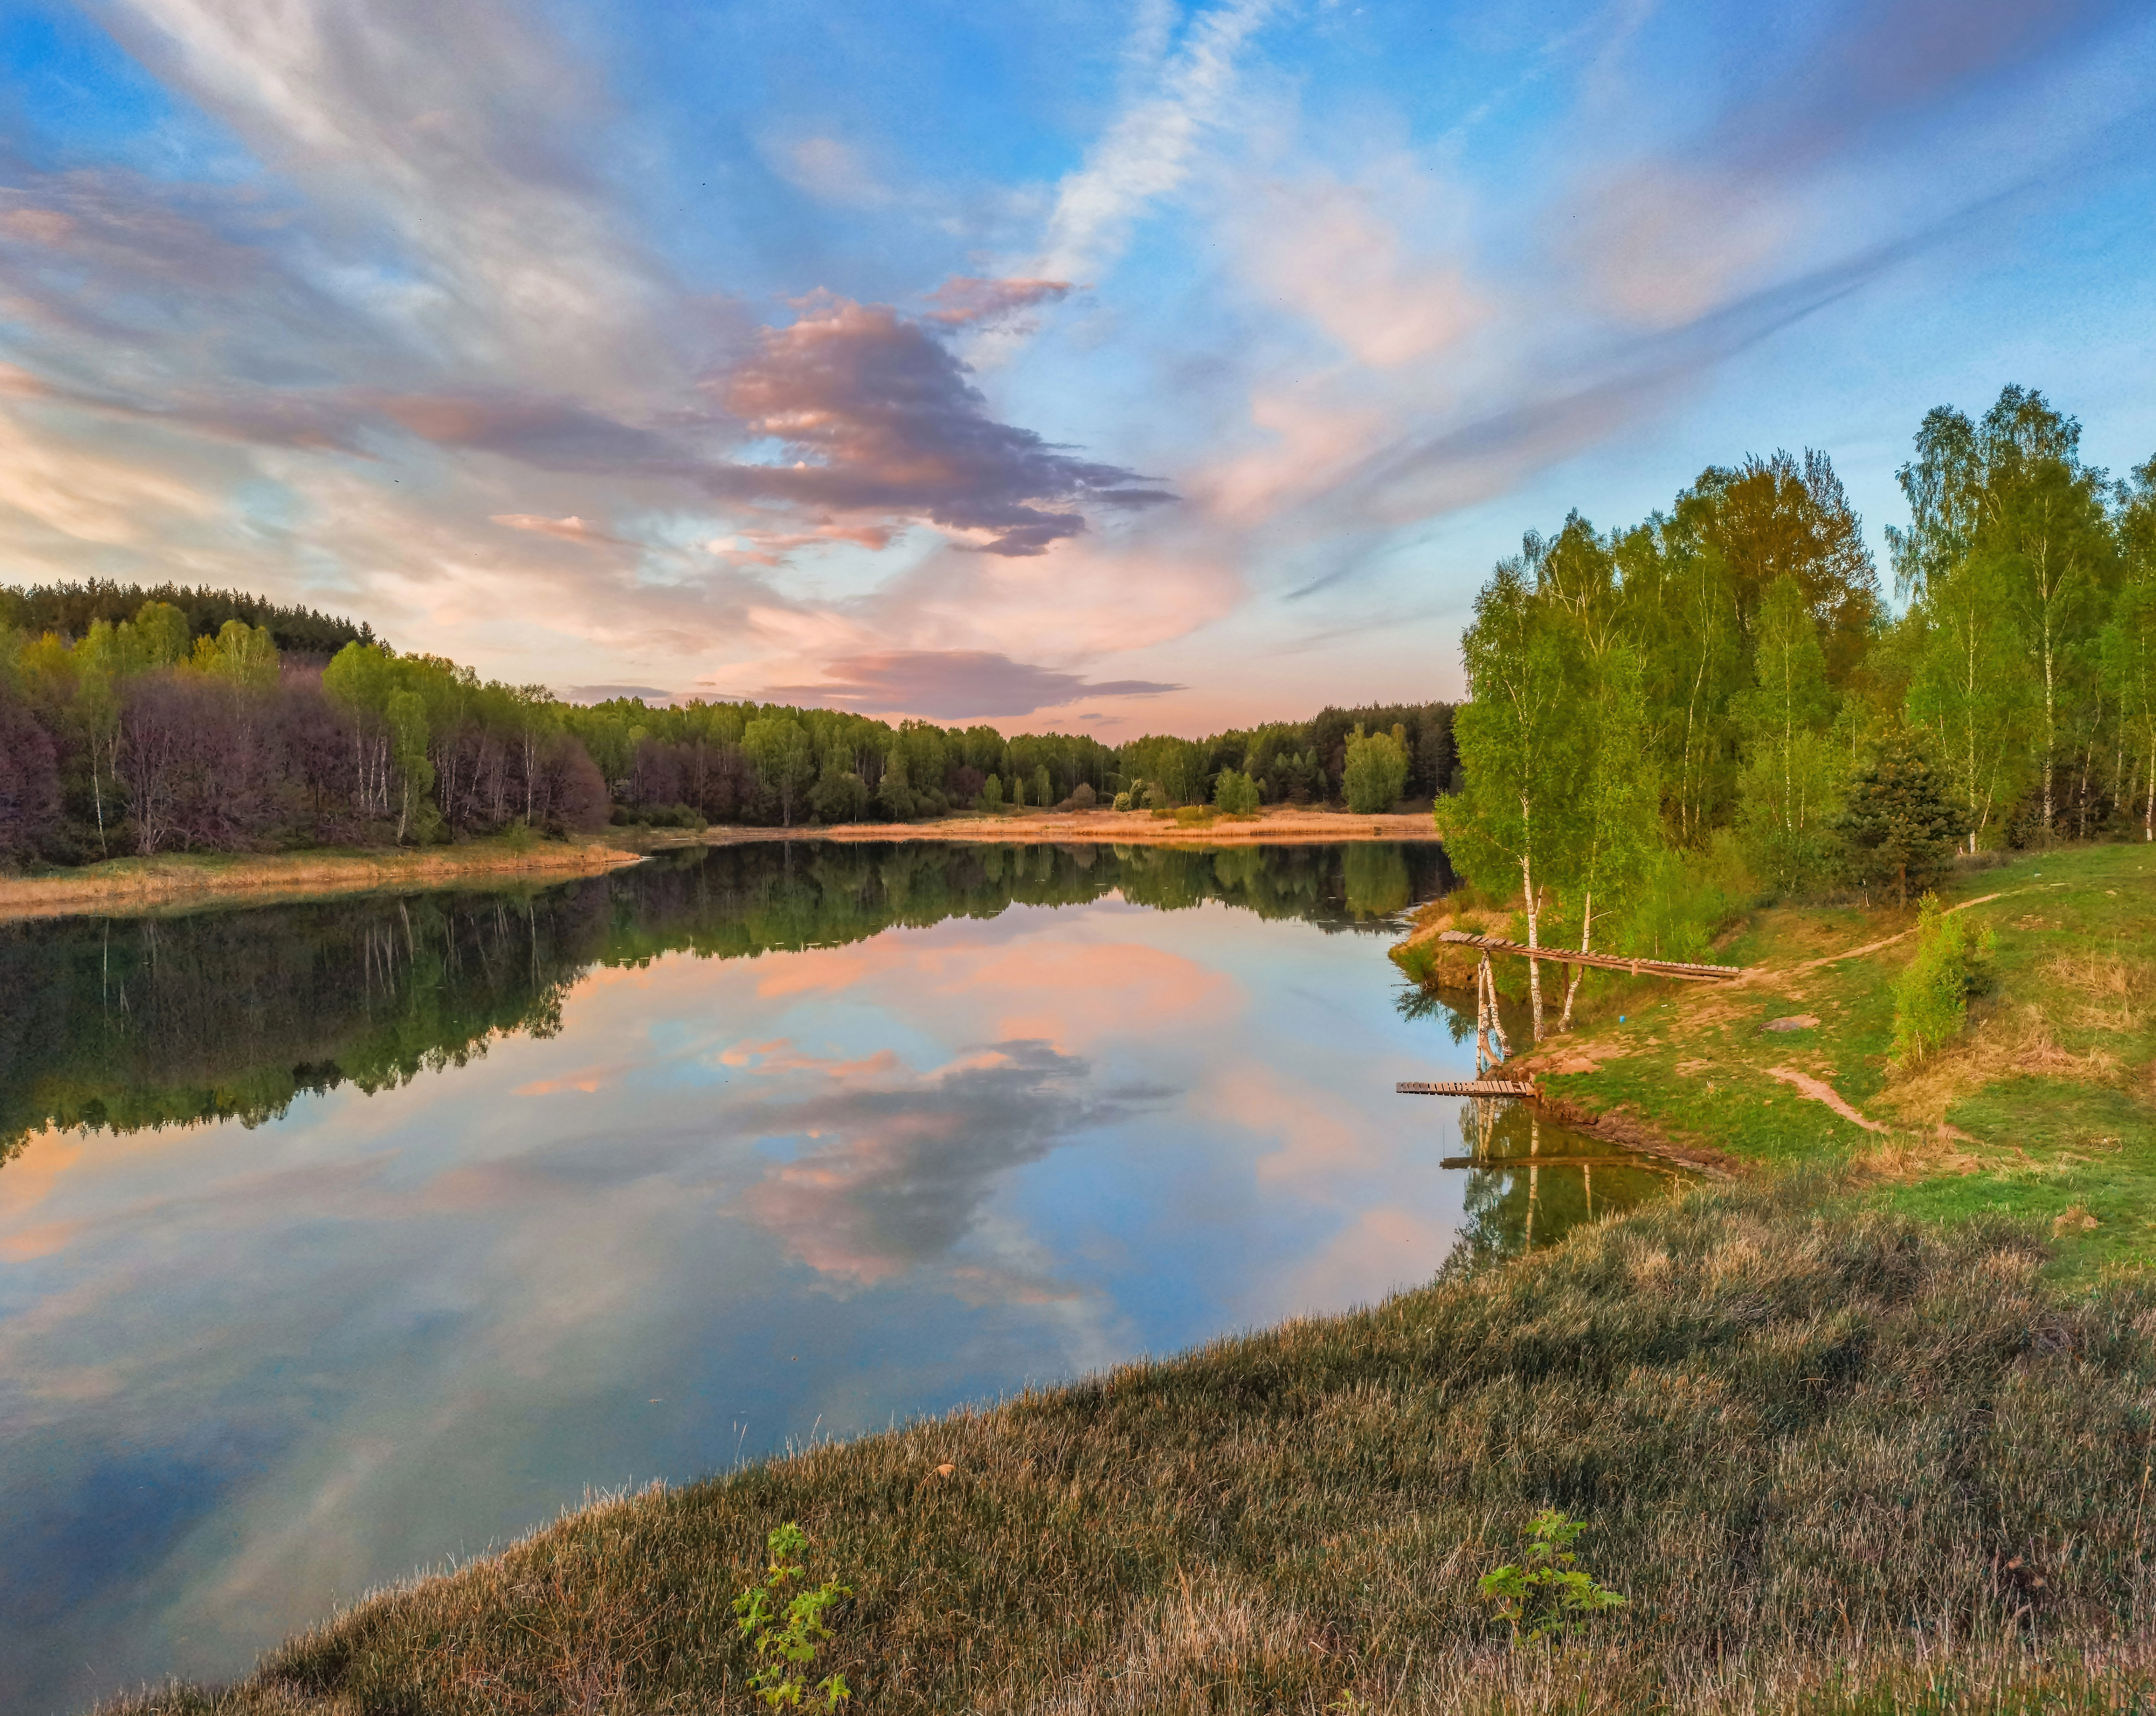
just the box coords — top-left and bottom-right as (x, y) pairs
(1396, 1079), (1538, 1097)
(1435, 930), (1749, 982)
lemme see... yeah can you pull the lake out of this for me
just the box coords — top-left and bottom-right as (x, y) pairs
(0, 841), (1675, 1712)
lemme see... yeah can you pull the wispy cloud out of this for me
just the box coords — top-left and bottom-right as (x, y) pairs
(1032, 0), (1279, 281)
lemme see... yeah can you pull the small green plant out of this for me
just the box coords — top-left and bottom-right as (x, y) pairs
(501, 817), (538, 854)
(1890, 892), (1996, 1065)
(1478, 1508), (1627, 1643)
(733, 1523), (853, 1710)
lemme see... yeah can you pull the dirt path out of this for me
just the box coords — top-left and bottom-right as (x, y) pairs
(1762, 1066), (1889, 1133)
(1752, 888), (2051, 981)
(0, 842), (645, 922)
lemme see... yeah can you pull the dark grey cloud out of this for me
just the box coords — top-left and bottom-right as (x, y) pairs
(761, 649), (1181, 719)
(734, 1040), (1164, 1281)
(707, 294), (1173, 555)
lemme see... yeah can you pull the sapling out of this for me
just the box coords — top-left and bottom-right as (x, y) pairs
(734, 1523), (853, 1710)
(1478, 1508), (1627, 1644)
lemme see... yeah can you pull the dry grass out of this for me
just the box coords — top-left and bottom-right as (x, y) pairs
(114, 1180), (2156, 1715)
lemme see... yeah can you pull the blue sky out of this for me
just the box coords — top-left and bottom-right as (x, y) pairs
(2, 0), (2152, 732)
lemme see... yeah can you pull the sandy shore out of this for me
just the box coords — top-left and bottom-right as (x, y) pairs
(0, 809), (1440, 921)
(0, 841), (646, 922)
(648, 806), (1440, 850)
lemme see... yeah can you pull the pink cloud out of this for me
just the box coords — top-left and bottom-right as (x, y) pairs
(923, 277), (1074, 327)
(490, 512), (631, 547)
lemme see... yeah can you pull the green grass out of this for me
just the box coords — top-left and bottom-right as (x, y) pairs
(117, 1181), (2156, 1715)
(1488, 844), (2156, 1276)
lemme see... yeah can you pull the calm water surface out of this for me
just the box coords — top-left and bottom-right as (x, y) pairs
(0, 841), (1674, 1712)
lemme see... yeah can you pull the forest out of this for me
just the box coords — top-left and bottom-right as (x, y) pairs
(1440, 384), (2156, 1034)
(0, 576), (1451, 864)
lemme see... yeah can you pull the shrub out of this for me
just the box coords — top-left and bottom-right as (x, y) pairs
(1111, 790), (1132, 812)
(1890, 892), (1996, 1065)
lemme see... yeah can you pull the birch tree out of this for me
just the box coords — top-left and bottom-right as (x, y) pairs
(1438, 561), (1583, 1041)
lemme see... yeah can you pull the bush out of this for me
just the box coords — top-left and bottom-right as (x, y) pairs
(1891, 892), (1996, 1065)
(1069, 782), (1096, 809)
(1111, 790), (1132, 812)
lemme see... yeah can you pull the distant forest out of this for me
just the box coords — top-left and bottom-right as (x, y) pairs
(0, 577), (1453, 865)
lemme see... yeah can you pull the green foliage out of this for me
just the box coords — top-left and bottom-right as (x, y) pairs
(1834, 739), (1966, 904)
(1889, 892), (1996, 1066)
(980, 773), (1003, 811)
(1211, 767), (1260, 814)
(1340, 722), (1409, 812)
(1477, 1508), (1627, 1644)
(732, 1524), (852, 1711)
(1733, 578), (1844, 896)
(1111, 790), (1132, 811)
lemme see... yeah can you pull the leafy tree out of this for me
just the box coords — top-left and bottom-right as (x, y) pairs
(385, 689), (438, 842)
(1733, 578), (1842, 893)
(1032, 762), (1052, 809)
(2105, 461), (2156, 841)
(1906, 547), (2030, 849)
(1678, 449), (1881, 684)
(1212, 768), (1260, 814)
(809, 758), (870, 824)
(1342, 723), (1409, 811)
(1438, 561), (1584, 1038)
(744, 716), (815, 825)
(1834, 737), (1965, 904)
(981, 772), (1003, 811)
(1555, 643), (1661, 1026)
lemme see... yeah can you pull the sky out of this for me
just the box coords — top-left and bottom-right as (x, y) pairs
(2, 0), (2153, 738)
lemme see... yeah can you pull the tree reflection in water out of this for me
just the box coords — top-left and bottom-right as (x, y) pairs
(0, 840), (1453, 1165)
(1441, 1096), (1688, 1271)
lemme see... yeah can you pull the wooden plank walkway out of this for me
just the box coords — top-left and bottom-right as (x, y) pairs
(1396, 1079), (1538, 1097)
(1435, 930), (1748, 982)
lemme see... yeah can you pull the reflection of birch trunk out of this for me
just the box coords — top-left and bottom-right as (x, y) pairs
(1525, 1111), (1541, 1253)
(1479, 955), (1511, 1064)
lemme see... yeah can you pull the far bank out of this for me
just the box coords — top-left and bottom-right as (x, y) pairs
(0, 807), (1440, 921)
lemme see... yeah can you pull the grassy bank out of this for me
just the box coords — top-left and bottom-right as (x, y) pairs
(121, 1181), (2156, 1714)
(1411, 844), (2155, 1275)
(0, 837), (646, 921)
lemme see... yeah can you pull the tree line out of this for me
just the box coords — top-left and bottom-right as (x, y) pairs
(0, 583), (1455, 864)
(1440, 385), (2156, 1039)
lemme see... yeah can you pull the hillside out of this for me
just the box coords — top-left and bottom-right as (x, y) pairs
(115, 1180), (2156, 1714)
(1403, 844), (2156, 1274)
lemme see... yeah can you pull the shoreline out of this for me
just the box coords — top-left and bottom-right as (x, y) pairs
(0, 809), (1440, 921)
(0, 840), (646, 923)
(646, 806), (1439, 850)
